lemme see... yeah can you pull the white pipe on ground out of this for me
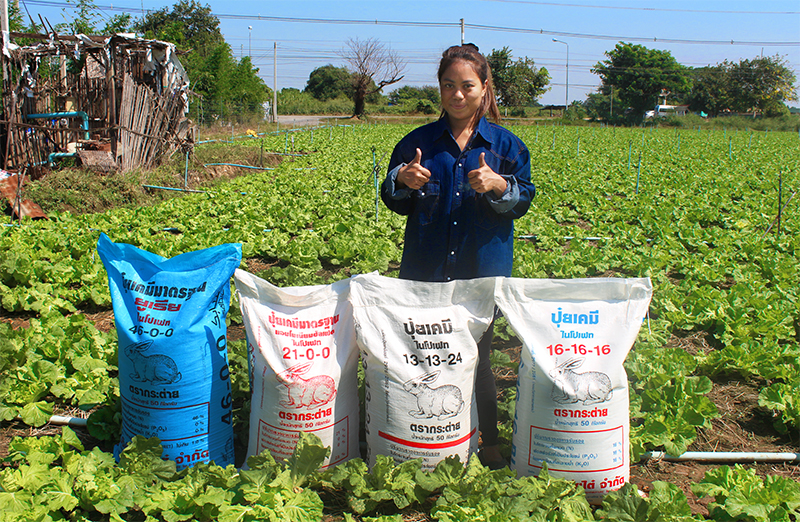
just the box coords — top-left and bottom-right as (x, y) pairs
(643, 451), (800, 463)
(48, 415), (88, 427)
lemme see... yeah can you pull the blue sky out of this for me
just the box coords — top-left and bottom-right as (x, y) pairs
(24, 0), (800, 107)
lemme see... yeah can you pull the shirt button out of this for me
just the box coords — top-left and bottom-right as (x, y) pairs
(456, 192), (460, 196)
(458, 163), (462, 167)
(453, 221), (457, 225)
(450, 251), (455, 255)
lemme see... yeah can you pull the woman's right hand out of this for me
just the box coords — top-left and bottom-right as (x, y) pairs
(396, 148), (431, 190)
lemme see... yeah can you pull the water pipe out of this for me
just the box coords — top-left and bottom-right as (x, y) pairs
(48, 415), (88, 427)
(142, 184), (254, 196)
(184, 150), (189, 189)
(26, 111), (90, 141)
(12, 415), (89, 427)
(142, 184), (206, 193)
(48, 152), (77, 165)
(643, 451), (800, 463)
(202, 163), (274, 170)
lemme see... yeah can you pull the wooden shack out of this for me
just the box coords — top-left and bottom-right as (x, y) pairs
(1, 32), (194, 174)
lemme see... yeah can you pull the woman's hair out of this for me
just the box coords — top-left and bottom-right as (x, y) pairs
(437, 44), (501, 125)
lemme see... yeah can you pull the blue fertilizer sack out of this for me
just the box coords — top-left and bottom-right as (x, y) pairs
(97, 233), (242, 469)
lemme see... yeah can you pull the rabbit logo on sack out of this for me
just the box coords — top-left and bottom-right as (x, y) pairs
(404, 370), (464, 421)
(391, 370), (472, 445)
(124, 340), (183, 391)
(550, 357), (612, 407)
(275, 362), (337, 423)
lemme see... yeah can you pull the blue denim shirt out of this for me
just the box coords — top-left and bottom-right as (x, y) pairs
(382, 116), (534, 282)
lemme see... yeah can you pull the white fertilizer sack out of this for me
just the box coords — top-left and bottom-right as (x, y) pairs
(234, 270), (359, 468)
(495, 277), (652, 503)
(349, 273), (496, 471)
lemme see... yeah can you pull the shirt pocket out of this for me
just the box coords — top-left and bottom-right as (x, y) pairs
(414, 182), (440, 227)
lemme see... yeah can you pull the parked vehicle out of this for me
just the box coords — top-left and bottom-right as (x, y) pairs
(644, 104), (689, 119)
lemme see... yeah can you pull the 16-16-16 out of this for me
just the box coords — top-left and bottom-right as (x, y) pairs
(547, 344), (611, 357)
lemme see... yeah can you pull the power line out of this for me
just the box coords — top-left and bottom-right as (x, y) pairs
(20, 1), (800, 47)
(465, 22), (799, 46)
(480, 0), (800, 16)
(218, 14), (800, 47)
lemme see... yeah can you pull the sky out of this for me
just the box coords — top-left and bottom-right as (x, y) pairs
(20, 0), (800, 107)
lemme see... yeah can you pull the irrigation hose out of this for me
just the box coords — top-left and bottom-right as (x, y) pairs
(38, 415), (89, 427)
(202, 163), (275, 170)
(642, 451), (800, 463)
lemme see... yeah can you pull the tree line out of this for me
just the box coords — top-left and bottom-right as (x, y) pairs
(12, 1), (797, 124)
(588, 42), (797, 123)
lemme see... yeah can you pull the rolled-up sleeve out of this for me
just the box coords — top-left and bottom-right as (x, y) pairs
(486, 175), (520, 214)
(381, 142), (417, 215)
(383, 164), (412, 200)
(483, 131), (534, 220)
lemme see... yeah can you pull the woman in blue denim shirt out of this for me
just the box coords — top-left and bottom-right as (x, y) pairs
(381, 44), (535, 469)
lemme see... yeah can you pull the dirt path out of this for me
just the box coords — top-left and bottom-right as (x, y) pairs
(276, 115), (349, 127)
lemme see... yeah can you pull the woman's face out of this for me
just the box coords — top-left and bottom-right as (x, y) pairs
(439, 60), (487, 127)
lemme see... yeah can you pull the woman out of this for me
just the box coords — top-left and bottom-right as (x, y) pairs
(381, 44), (535, 469)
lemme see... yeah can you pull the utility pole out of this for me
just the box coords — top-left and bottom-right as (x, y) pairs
(552, 39), (569, 110)
(1, 0), (9, 33)
(272, 42), (278, 124)
(248, 26), (252, 58)
(460, 18), (464, 45)
(610, 85), (613, 119)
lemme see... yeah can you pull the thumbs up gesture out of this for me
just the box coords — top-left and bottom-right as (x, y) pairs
(468, 152), (507, 196)
(397, 148), (432, 190)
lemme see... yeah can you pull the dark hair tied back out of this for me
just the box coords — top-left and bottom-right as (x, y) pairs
(437, 44), (501, 124)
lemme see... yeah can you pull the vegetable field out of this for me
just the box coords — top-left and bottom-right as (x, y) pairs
(1, 121), (799, 521)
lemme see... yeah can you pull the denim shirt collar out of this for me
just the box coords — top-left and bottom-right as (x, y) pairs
(433, 116), (495, 150)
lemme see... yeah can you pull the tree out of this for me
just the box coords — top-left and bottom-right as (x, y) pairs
(582, 90), (623, 122)
(341, 37), (405, 118)
(230, 56), (271, 116)
(487, 47), (550, 109)
(55, 0), (132, 34)
(592, 42), (692, 119)
(8, 2), (42, 40)
(388, 85), (440, 106)
(686, 55), (796, 117)
(305, 65), (352, 101)
(134, 1), (269, 123)
(134, 0), (224, 55)
(686, 64), (734, 117)
(728, 55), (797, 116)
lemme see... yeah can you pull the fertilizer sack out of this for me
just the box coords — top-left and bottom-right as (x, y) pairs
(349, 273), (496, 471)
(234, 269), (359, 468)
(97, 233), (241, 470)
(495, 277), (652, 502)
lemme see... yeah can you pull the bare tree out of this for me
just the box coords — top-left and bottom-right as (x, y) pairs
(341, 37), (405, 118)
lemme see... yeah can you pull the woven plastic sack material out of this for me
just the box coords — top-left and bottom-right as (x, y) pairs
(234, 269), (359, 468)
(350, 273), (496, 471)
(97, 233), (242, 470)
(495, 277), (652, 503)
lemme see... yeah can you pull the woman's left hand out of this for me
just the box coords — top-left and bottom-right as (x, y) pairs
(468, 152), (508, 197)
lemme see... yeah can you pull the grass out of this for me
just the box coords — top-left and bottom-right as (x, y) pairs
(22, 167), (179, 215)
